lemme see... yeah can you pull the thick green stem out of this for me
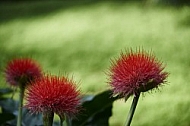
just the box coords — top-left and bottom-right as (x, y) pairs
(59, 114), (71, 126)
(17, 85), (24, 126)
(43, 112), (54, 126)
(59, 115), (64, 126)
(65, 116), (71, 126)
(125, 93), (140, 126)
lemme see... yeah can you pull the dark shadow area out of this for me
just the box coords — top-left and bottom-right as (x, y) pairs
(0, 0), (190, 23)
(159, 0), (190, 6)
(0, 1), (93, 23)
(179, 14), (190, 27)
(1, 0), (189, 24)
(0, 0), (134, 24)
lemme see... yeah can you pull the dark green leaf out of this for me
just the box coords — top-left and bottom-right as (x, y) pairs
(84, 104), (113, 126)
(0, 113), (15, 124)
(72, 90), (118, 126)
(22, 108), (43, 126)
(0, 98), (18, 113)
(0, 88), (13, 96)
(5, 108), (43, 126)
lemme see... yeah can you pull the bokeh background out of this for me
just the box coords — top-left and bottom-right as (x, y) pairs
(0, 0), (190, 126)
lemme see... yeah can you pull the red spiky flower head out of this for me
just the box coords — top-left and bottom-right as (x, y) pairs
(25, 75), (81, 118)
(5, 58), (42, 87)
(108, 49), (168, 98)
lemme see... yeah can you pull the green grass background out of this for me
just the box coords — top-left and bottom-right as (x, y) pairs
(0, 1), (190, 126)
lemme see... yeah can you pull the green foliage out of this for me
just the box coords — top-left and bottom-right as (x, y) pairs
(0, 88), (16, 124)
(156, 0), (190, 5)
(0, 89), (118, 126)
(72, 90), (118, 126)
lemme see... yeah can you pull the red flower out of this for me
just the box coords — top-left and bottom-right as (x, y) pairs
(108, 49), (168, 98)
(5, 58), (42, 87)
(25, 75), (81, 118)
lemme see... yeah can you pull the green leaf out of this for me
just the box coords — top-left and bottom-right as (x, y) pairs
(84, 104), (113, 126)
(72, 90), (118, 126)
(3, 108), (44, 126)
(0, 98), (58, 126)
(0, 113), (15, 124)
(22, 108), (43, 126)
(0, 88), (13, 97)
(0, 98), (18, 113)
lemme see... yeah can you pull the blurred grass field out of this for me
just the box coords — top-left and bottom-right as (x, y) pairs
(0, 1), (190, 126)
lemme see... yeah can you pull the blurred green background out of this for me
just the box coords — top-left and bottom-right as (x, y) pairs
(0, 0), (190, 126)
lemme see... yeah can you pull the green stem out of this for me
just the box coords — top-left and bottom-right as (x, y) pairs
(59, 114), (71, 126)
(125, 93), (140, 126)
(60, 115), (64, 126)
(65, 116), (71, 126)
(43, 112), (54, 126)
(17, 85), (24, 126)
